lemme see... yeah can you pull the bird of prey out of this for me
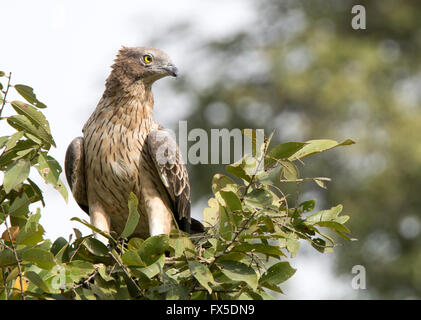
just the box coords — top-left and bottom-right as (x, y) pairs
(65, 46), (202, 240)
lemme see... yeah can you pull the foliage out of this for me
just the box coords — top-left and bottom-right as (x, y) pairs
(0, 72), (353, 300)
(149, 0), (421, 299)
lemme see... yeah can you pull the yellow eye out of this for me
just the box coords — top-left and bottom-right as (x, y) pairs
(143, 55), (152, 64)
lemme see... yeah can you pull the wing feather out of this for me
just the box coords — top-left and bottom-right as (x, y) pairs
(147, 129), (204, 233)
(65, 137), (89, 214)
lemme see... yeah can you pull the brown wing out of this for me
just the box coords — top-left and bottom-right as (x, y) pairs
(65, 137), (89, 215)
(146, 129), (203, 233)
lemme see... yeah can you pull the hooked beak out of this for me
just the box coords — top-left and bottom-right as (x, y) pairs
(162, 63), (178, 77)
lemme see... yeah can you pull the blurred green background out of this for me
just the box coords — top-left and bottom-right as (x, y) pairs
(151, 0), (421, 299)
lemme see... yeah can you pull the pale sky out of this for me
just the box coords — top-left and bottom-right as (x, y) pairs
(0, 0), (357, 299)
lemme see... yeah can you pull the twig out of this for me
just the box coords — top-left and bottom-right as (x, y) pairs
(1, 266), (8, 300)
(192, 287), (238, 293)
(209, 147), (267, 268)
(108, 250), (144, 298)
(209, 210), (258, 270)
(280, 223), (335, 249)
(69, 239), (84, 262)
(278, 177), (331, 183)
(72, 268), (99, 290)
(244, 137), (270, 195)
(269, 183), (289, 214)
(294, 181), (301, 209)
(3, 217), (25, 300)
(0, 72), (11, 118)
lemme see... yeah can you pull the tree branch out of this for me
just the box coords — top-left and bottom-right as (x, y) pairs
(0, 72), (12, 118)
(3, 217), (25, 300)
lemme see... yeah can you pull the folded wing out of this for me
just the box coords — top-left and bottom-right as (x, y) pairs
(146, 129), (203, 233)
(65, 137), (89, 215)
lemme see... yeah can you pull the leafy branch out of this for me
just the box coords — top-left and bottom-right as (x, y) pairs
(0, 70), (355, 300)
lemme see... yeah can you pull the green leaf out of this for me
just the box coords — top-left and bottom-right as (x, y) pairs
(138, 254), (165, 278)
(226, 160), (252, 182)
(311, 238), (332, 253)
(70, 217), (115, 243)
(259, 282), (284, 294)
(0, 209), (5, 224)
(334, 230), (357, 241)
(316, 221), (351, 234)
(218, 190), (242, 211)
(8, 192), (32, 216)
(138, 234), (169, 265)
(83, 237), (109, 256)
(0, 249), (17, 267)
(4, 132), (24, 151)
(217, 260), (258, 290)
(36, 153), (68, 201)
(66, 260), (95, 283)
(203, 198), (219, 227)
(286, 239), (300, 258)
(314, 229), (336, 245)
(128, 267), (153, 289)
(212, 174), (238, 194)
(97, 264), (114, 282)
(242, 154), (263, 175)
(14, 84), (47, 108)
(164, 279), (189, 300)
(24, 270), (50, 293)
(288, 139), (355, 160)
(188, 261), (214, 294)
(265, 142), (307, 167)
(3, 159), (30, 193)
(120, 192), (140, 238)
(299, 199), (316, 212)
(26, 178), (45, 207)
(5, 267), (19, 283)
(280, 160), (299, 181)
(16, 211), (44, 245)
(314, 178), (327, 189)
(169, 235), (196, 258)
(127, 237), (144, 251)
(73, 228), (83, 239)
(244, 188), (273, 209)
(305, 205), (343, 225)
(122, 250), (146, 267)
(50, 237), (68, 256)
(215, 252), (246, 262)
(10, 101), (51, 133)
(232, 243), (285, 257)
(0, 135), (9, 148)
(334, 215), (350, 224)
(218, 206), (233, 241)
(7, 114), (55, 147)
(260, 261), (296, 286)
(0, 140), (37, 169)
(191, 291), (207, 300)
(256, 165), (282, 185)
(22, 248), (56, 269)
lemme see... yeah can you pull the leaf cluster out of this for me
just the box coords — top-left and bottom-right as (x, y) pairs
(0, 71), (354, 300)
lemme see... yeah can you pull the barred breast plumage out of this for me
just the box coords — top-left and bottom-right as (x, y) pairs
(82, 92), (173, 239)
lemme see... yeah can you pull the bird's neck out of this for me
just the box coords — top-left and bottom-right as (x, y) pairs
(85, 82), (155, 133)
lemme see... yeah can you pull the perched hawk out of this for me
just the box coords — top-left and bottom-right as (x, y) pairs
(65, 46), (203, 240)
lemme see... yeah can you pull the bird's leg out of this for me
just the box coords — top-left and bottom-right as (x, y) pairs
(138, 173), (175, 237)
(144, 196), (174, 236)
(89, 203), (111, 244)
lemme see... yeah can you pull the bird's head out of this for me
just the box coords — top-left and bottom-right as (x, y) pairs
(106, 46), (178, 94)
